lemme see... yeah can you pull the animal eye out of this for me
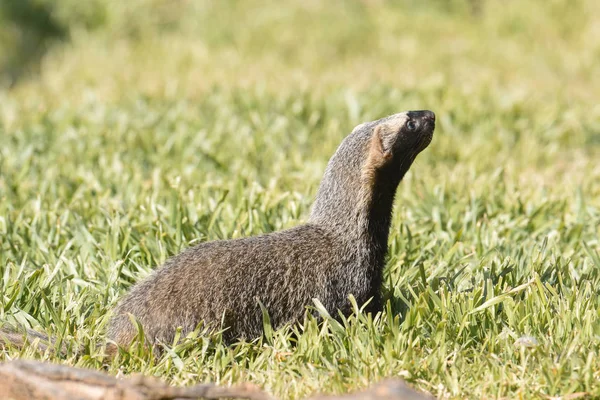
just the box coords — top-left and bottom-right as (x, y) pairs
(406, 120), (417, 131)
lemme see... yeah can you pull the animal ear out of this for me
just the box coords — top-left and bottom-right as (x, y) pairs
(371, 125), (393, 162)
(363, 125), (392, 182)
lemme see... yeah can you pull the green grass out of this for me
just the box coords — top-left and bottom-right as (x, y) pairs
(1, 0), (600, 398)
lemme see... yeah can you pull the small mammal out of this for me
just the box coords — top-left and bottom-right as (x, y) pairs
(107, 110), (435, 350)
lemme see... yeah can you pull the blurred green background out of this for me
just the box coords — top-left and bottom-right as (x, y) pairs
(1, 0), (598, 98)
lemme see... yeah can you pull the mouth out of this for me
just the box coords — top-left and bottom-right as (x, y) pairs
(406, 110), (435, 151)
(422, 112), (436, 132)
(417, 121), (435, 151)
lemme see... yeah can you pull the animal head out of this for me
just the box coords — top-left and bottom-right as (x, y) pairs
(310, 110), (435, 230)
(366, 110), (435, 171)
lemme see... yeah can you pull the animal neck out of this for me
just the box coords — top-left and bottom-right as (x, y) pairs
(360, 172), (401, 257)
(309, 177), (397, 250)
(308, 130), (408, 261)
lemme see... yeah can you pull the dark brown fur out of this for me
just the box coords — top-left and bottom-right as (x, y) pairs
(107, 110), (435, 350)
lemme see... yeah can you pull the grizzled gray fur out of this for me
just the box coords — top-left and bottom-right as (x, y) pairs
(107, 110), (436, 350)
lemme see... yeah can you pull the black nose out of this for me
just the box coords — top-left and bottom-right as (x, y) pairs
(408, 110), (435, 122)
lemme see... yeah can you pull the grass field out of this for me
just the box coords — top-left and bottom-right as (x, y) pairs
(1, 0), (600, 398)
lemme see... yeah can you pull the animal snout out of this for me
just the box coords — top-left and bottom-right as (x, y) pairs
(407, 110), (436, 126)
(421, 110), (435, 122)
